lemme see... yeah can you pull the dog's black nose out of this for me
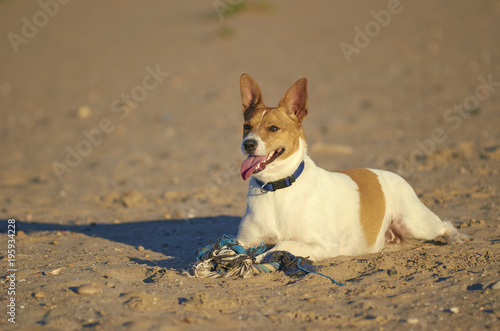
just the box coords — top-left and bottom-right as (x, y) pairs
(243, 139), (258, 154)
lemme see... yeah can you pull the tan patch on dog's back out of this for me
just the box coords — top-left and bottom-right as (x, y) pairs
(337, 168), (386, 247)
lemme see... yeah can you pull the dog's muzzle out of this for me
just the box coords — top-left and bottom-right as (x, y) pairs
(243, 139), (258, 154)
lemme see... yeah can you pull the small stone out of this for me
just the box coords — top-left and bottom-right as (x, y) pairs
(407, 318), (419, 324)
(491, 281), (500, 290)
(17, 230), (27, 238)
(469, 218), (485, 227)
(50, 240), (59, 245)
(77, 105), (92, 119)
(76, 284), (102, 295)
(34, 291), (46, 298)
(137, 246), (145, 251)
(388, 268), (398, 276)
(47, 267), (63, 275)
(449, 307), (460, 314)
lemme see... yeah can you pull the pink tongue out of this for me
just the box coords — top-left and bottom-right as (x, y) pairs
(240, 154), (268, 180)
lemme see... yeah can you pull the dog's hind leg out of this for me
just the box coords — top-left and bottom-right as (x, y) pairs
(395, 190), (469, 244)
(379, 171), (469, 245)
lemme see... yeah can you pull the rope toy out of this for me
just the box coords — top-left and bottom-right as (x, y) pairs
(186, 235), (345, 286)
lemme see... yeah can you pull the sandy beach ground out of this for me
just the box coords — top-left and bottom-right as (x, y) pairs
(1, 0), (499, 329)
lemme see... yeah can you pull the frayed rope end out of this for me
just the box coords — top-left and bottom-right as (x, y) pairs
(186, 235), (345, 286)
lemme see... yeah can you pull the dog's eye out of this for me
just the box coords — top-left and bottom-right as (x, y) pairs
(243, 124), (251, 131)
(269, 126), (280, 132)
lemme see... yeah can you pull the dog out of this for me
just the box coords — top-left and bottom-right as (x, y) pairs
(236, 73), (468, 262)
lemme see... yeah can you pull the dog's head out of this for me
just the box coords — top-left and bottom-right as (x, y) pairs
(239, 74), (308, 182)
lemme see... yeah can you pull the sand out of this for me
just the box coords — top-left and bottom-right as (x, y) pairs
(1, 0), (499, 329)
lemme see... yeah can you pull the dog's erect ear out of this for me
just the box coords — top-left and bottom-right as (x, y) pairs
(278, 78), (308, 122)
(240, 74), (263, 117)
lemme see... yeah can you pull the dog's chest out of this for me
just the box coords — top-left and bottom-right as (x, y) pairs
(247, 169), (332, 236)
(248, 188), (310, 241)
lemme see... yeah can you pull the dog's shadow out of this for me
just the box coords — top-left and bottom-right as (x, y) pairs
(1, 216), (240, 270)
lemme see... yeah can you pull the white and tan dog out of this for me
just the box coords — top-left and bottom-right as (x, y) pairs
(236, 74), (468, 262)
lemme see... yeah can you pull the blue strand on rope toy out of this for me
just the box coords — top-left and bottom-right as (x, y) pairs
(197, 234), (268, 260)
(296, 258), (345, 286)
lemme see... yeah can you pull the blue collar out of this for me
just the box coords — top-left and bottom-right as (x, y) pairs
(255, 161), (305, 192)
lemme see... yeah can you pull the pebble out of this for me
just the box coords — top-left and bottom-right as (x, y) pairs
(76, 284), (102, 295)
(470, 218), (486, 227)
(34, 291), (46, 298)
(388, 268), (398, 276)
(47, 267), (63, 275)
(407, 318), (419, 324)
(449, 307), (460, 314)
(77, 105), (92, 119)
(137, 246), (145, 251)
(491, 281), (500, 290)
